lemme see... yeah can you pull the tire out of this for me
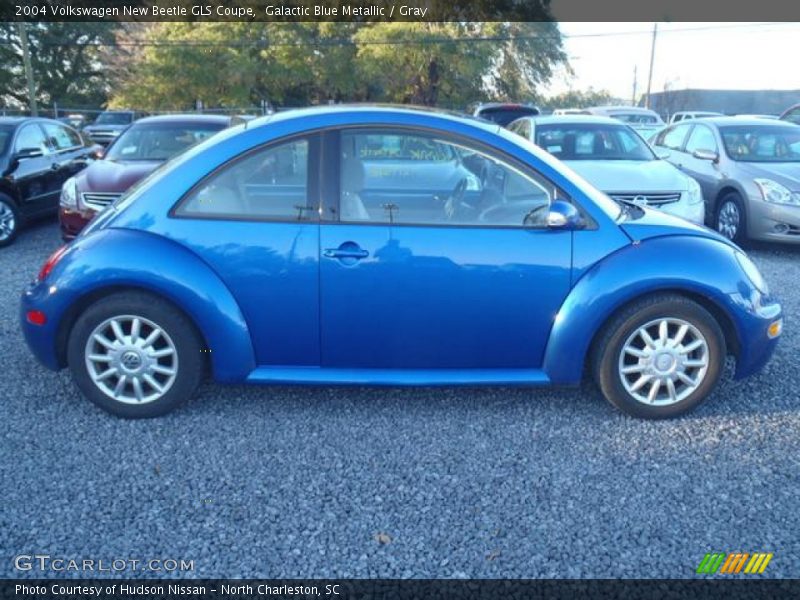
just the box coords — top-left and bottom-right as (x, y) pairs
(67, 291), (204, 418)
(592, 294), (726, 419)
(715, 192), (747, 244)
(0, 194), (21, 248)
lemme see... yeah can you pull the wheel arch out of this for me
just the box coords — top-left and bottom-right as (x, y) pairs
(543, 236), (746, 385)
(43, 228), (256, 382)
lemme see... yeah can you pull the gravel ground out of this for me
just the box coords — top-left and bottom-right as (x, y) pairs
(2, 219), (799, 579)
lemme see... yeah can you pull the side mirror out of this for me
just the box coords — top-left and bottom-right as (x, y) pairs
(692, 149), (719, 162)
(546, 200), (583, 230)
(14, 147), (44, 160)
(656, 150), (671, 160)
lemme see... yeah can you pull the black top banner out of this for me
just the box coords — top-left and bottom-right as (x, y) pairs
(4, 0), (800, 22)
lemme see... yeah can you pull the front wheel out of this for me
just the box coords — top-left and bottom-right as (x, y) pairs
(67, 292), (204, 418)
(593, 295), (726, 419)
(715, 193), (747, 244)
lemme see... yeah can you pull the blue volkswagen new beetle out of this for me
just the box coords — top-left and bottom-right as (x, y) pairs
(21, 106), (782, 419)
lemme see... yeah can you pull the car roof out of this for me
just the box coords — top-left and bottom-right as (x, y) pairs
(244, 104), (501, 134)
(0, 116), (78, 128)
(686, 116), (791, 127)
(475, 102), (538, 111)
(133, 114), (234, 126)
(524, 115), (625, 126)
(589, 106), (659, 115)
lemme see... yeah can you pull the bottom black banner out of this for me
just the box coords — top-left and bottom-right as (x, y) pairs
(3, 579), (800, 600)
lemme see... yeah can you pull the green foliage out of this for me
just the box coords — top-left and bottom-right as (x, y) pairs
(110, 22), (568, 111)
(539, 88), (616, 111)
(0, 22), (117, 109)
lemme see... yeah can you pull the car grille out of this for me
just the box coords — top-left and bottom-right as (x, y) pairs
(608, 192), (682, 207)
(81, 192), (121, 210)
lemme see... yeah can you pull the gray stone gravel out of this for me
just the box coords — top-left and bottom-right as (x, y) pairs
(1, 220), (799, 579)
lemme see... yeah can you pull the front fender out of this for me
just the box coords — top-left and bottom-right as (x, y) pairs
(21, 227), (255, 382)
(543, 235), (762, 384)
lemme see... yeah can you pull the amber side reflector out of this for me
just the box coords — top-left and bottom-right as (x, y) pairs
(26, 310), (47, 326)
(768, 319), (783, 339)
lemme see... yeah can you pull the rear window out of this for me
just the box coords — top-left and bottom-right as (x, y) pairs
(477, 106), (541, 127)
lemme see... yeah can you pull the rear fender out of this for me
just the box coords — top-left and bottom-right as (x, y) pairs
(35, 228), (255, 382)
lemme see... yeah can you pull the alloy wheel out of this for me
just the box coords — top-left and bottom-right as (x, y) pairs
(0, 201), (16, 241)
(618, 317), (710, 406)
(717, 200), (740, 240)
(84, 315), (179, 404)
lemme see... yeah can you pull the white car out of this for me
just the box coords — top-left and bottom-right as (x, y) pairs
(669, 111), (723, 123)
(585, 106), (666, 139)
(508, 115), (705, 224)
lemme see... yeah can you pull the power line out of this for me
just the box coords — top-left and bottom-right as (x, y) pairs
(0, 21), (795, 48)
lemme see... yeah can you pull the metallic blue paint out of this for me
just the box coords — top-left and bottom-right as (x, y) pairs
(21, 106), (782, 393)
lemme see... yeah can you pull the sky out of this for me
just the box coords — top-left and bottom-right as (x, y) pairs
(542, 22), (800, 102)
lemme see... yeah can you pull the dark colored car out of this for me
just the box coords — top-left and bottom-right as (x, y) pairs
(471, 103), (541, 127)
(59, 114), (239, 240)
(82, 110), (146, 146)
(0, 117), (96, 247)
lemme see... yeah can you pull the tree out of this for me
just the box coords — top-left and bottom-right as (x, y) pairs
(0, 23), (119, 109)
(539, 88), (616, 111)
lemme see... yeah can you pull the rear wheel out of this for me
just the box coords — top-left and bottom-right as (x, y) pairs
(67, 291), (204, 418)
(0, 194), (20, 247)
(593, 295), (726, 419)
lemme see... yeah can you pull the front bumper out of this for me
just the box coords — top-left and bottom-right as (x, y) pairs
(58, 207), (96, 241)
(658, 198), (706, 225)
(723, 289), (782, 379)
(747, 197), (800, 243)
(20, 279), (70, 372)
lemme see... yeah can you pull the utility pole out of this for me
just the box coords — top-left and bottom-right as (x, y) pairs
(644, 23), (658, 109)
(631, 65), (638, 106)
(18, 22), (38, 117)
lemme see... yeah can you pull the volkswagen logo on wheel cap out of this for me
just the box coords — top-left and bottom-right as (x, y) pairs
(120, 351), (142, 371)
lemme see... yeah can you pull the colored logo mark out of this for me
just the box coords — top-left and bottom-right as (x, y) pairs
(696, 552), (773, 574)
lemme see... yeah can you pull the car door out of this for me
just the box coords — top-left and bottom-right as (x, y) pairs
(681, 123), (725, 202)
(319, 127), (573, 371)
(41, 121), (94, 183)
(8, 122), (58, 216)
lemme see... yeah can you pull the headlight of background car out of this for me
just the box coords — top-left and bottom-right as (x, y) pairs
(735, 250), (769, 294)
(59, 177), (78, 209)
(754, 178), (800, 206)
(686, 177), (703, 205)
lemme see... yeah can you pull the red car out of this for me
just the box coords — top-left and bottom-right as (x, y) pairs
(59, 114), (240, 240)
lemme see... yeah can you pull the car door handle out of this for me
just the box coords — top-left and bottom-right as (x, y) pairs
(323, 247), (369, 259)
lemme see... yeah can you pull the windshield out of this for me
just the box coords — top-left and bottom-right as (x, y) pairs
(94, 112), (133, 125)
(719, 124), (800, 162)
(105, 123), (225, 161)
(534, 123), (655, 161)
(0, 125), (13, 155)
(611, 113), (661, 125)
(478, 106), (540, 127)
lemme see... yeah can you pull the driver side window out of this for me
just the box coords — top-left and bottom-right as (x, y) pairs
(339, 129), (556, 228)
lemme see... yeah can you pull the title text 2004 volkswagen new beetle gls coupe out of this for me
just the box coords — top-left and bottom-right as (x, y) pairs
(21, 107), (782, 419)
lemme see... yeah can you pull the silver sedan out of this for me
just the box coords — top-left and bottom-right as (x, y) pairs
(651, 117), (800, 244)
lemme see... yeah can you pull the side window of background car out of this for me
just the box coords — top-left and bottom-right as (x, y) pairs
(14, 124), (50, 155)
(657, 124), (691, 151)
(339, 130), (556, 228)
(176, 138), (312, 220)
(42, 122), (81, 151)
(684, 125), (718, 155)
